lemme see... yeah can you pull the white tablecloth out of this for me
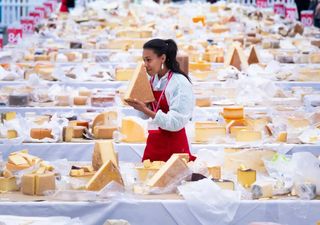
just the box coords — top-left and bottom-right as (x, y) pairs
(0, 199), (319, 225)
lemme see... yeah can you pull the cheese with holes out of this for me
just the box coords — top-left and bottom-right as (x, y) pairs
(124, 62), (154, 103)
(93, 126), (117, 139)
(223, 106), (244, 120)
(121, 118), (146, 143)
(236, 130), (262, 142)
(7, 130), (17, 139)
(115, 68), (135, 81)
(147, 154), (189, 188)
(30, 128), (53, 140)
(0, 177), (19, 192)
(86, 161), (123, 191)
(92, 141), (119, 170)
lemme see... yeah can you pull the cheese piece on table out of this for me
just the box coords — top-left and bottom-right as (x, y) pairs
(115, 68), (135, 81)
(276, 132), (287, 143)
(124, 62), (155, 103)
(86, 161), (123, 191)
(30, 128), (53, 140)
(8, 155), (28, 165)
(213, 179), (234, 190)
(79, 90), (92, 97)
(63, 126), (74, 142)
(208, 166), (221, 180)
(92, 112), (118, 129)
(92, 140), (119, 171)
(2, 112), (16, 121)
(229, 126), (249, 137)
(222, 106), (244, 120)
(56, 95), (70, 106)
(195, 125), (226, 143)
(73, 96), (88, 106)
(189, 61), (211, 71)
(251, 182), (273, 199)
(68, 121), (89, 129)
(196, 97), (211, 107)
(21, 174), (36, 195)
(236, 130), (262, 142)
(21, 172), (56, 196)
(93, 126), (117, 139)
(147, 154), (189, 188)
(0, 177), (19, 192)
(7, 130), (17, 139)
(224, 46), (248, 71)
(121, 118), (146, 143)
(247, 45), (261, 65)
(237, 168), (256, 188)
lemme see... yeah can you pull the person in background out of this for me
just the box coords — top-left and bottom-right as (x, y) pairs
(295, 0), (310, 20)
(309, 0), (320, 27)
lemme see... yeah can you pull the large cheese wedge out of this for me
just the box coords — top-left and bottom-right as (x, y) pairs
(225, 46), (248, 71)
(21, 172), (55, 196)
(92, 111), (118, 129)
(115, 68), (135, 81)
(124, 62), (154, 103)
(0, 177), (19, 192)
(236, 130), (262, 142)
(86, 161), (123, 191)
(121, 117), (146, 143)
(92, 140), (119, 170)
(147, 154), (189, 188)
(247, 45), (260, 65)
(222, 106), (244, 120)
(30, 128), (53, 140)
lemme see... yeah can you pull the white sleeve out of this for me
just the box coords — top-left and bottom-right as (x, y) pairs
(153, 76), (194, 132)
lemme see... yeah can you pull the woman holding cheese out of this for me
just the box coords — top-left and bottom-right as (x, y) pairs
(126, 39), (196, 162)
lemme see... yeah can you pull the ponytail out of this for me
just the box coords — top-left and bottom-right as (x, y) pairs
(143, 39), (191, 82)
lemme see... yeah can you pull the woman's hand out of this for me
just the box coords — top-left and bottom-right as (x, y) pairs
(125, 99), (156, 119)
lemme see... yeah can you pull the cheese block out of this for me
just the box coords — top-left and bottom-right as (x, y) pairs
(195, 125), (226, 143)
(2, 112), (16, 121)
(63, 126), (74, 142)
(276, 132), (287, 143)
(213, 179), (234, 190)
(21, 172), (56, 196)
(115, 68), (135, 81)
(225, 46), (248, 71)
(73, 96), (88, 106)
(192, 16), (206, 26)
(121, 117), (146, 143)
(93, 126), (117, 139)
(8, 154), (28, 165)
(229, 126), (249, 137)
(68, 121), (89, 129)
(92, 140), (119, 171)
(72, 126), (86, 138)
(236, 130), (262, 142)
(56, 95), (70, 106)
(189, 61), (211, 71)
(92, 111), (118, 129)
(196, 97), (211, 107)
(0, 177), (19, 192)
(251, 182), (273, 199)
(124, 62), (154, 103)
(6, 163), (30, 171)
(247, 46), (261, 65)
(86, 160), (123, 191)
(136, 167), (159, 182)
(147, 154), (189, 188)
(237, 168), (256, 188)
(246, 117), (270, 131)
(30, 128), (53, 140)
(208, 166), (221, 180)
(8, 94), (29, 106)
(7, 130), (18, 139)
(222, 106), (244, 120)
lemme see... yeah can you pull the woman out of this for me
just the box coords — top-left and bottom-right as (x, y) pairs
(126, 39), (196, 162)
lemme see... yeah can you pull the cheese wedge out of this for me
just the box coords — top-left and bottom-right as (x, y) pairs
(121, 117), (146, 143)
(124, 62), (154, 103)
(86, 161), (123, 191)
(225, 46), (248, 71)
(147, 154), (189, 188)
(92, 140), (119, 170)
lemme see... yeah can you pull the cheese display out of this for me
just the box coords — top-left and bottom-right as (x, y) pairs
(124, 62), (155, 103)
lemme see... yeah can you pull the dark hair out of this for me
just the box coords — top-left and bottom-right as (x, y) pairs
(143, 39), (191, 82)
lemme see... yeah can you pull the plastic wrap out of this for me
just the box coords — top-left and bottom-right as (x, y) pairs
(178, 179), (241, 225)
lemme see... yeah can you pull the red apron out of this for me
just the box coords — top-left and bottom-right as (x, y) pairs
(142, 71), (196, 162)
(60, 0), (69, 12)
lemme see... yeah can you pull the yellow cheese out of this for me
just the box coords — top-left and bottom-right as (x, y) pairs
(2, 112), (16, 121)
(147, 154), (189, 188)
(21, 172), (55, 196)
(121, 118), (146, 143)
(86, 160), (123, 191)
(92, 140), (119, 171)
(222, 106), (244, 120)
(2, 169), (13, 178)
(195, 125), (226, 143)
(124, 62), (155, 103)
(143, 159), (152, 168)
(93, 126), (117, 139)
(189, 61), (211, 71)
(229, 126), (249, 137)
(0, 177), (19, 192)
(208, 166), (221, 180)
(213, 179), (234, 190)
(115, 68), (135, 81)
(7, 130), (17, 139)
(287, 117), (309, 129)
(68, 121), (89, 129)
(21, 174), (36, 195)
(276, 132), (287, 143)
(30, 128), (53, 140)
(237, 168), (256, 188)
(196, 97), (211, 107)
(8, 155), (28, 165)
(236, 130), (262, 142)
(6, 163), (30, 171)
(73, 96), (88, 106)
(136, 167), (159, 182)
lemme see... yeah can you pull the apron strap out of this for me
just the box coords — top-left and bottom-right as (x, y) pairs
(150, 71), (173, 112)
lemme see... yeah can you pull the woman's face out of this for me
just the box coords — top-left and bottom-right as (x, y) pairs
(142, 48), (165, 76)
